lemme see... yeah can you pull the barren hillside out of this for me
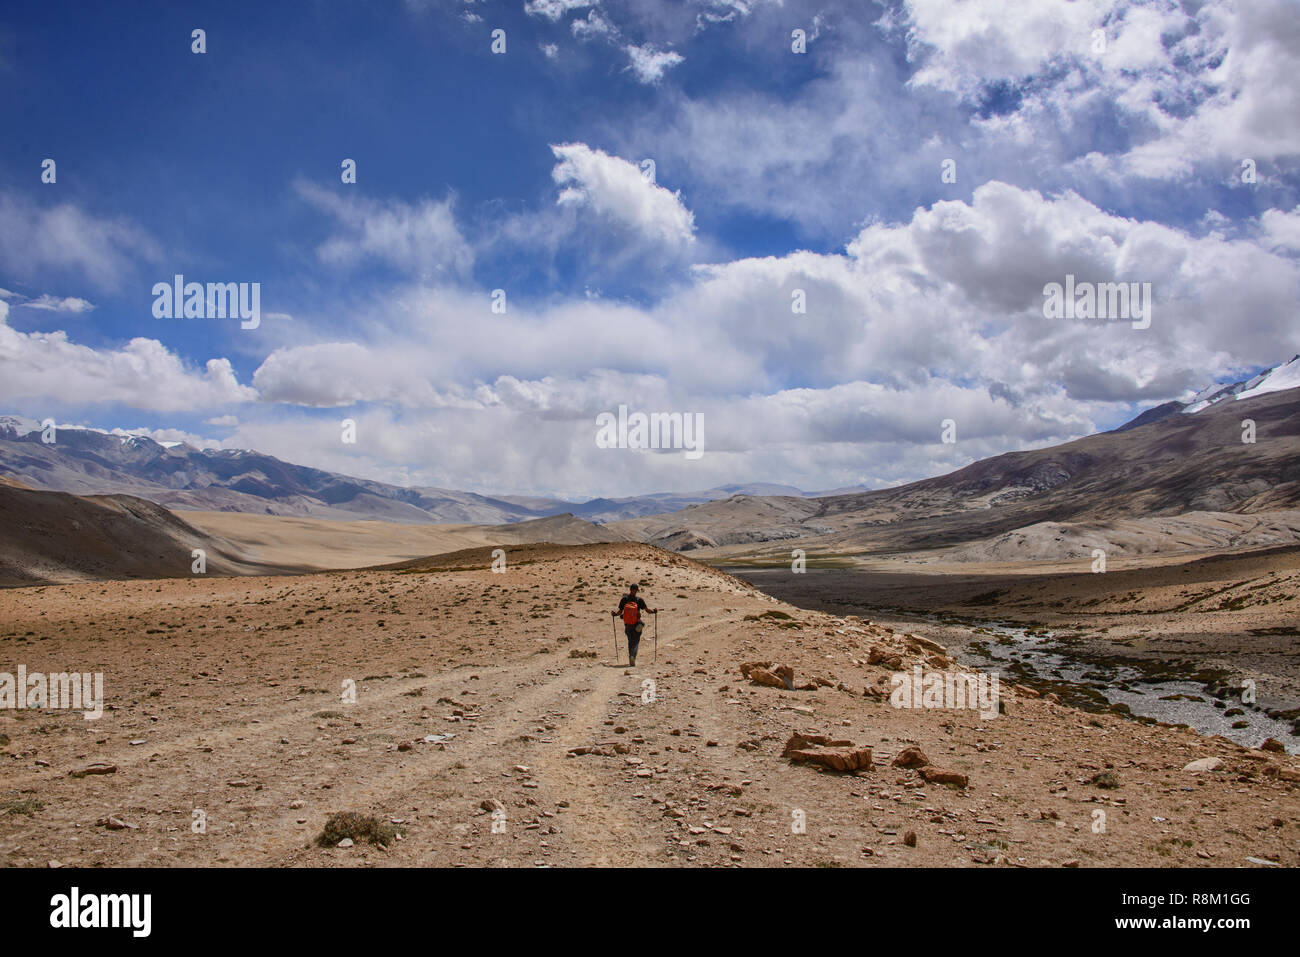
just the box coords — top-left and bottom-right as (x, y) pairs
(0, 544), (1294, 868)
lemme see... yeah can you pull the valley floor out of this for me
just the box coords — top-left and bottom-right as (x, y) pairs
(0, 544), (1296, 868)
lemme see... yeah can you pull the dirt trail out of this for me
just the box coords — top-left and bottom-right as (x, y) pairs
(1, 543), (1296, 868)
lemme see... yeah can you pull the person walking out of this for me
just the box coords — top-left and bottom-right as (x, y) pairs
(612, 584), (656, 666)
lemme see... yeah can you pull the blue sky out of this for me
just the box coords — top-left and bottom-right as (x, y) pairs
(2, 0), (1299, 498)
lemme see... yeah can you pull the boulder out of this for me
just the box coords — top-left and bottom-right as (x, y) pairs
(892, 746), (931, 768)
(867, 645), (903, 669)
(918, 766), (968, 788)
(782, 732), (852, 755)
(786, 746), (873, 773)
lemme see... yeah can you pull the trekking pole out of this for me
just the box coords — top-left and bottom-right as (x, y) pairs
(654, 611), (658, 664)
(611, 613), (618, 663)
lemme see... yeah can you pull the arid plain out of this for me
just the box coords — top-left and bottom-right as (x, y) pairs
(2, 540), (1296, 868)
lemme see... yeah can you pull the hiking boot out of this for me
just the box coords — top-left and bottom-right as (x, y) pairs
(629, 655), (637, 666)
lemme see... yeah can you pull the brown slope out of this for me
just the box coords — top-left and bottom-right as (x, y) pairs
(614, 386), (1300, 555)
(0, 485), (276, 585)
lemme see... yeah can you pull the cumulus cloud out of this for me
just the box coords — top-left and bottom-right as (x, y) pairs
(898, 0), (1113, 94)
(896, 0), (1300, 180)
(211, 178), (1296, 494)
(0, 300), (256, 412)
(1260, 207), (1300, 253)
(551, 143), (695, 246)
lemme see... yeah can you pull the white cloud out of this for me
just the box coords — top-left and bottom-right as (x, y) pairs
(213, 178), (1300, 495)
(898, 0), (1113, 95)
(16, 294), (94, 314)
(296, 181), (474, 279)
(9, 172), (1296, 495)
(623, 43), (684, 83)
(0, 300), (256, 412)
(551, 142), (695, 246)
(0, 192), (159, 290)
(525, 0), (598, 22)
(571, 9), (615, 39)
(895, 0), (1300, 180)
(1261, 206), (1300, 253)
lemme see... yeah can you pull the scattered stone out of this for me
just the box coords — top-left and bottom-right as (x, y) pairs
(892, 746), (930, 768)
(748, 666), (793, 690)
(1183, 757), (1223, 773)
(1262, 765), (1300, 783)
(783, 730), (873, 773)
(867, 646), (903, 669)
(918, 766), (968, 788)
(782, 732), (852, 755)
(68, 763), (117, 778)
(97, 816), (138, 830)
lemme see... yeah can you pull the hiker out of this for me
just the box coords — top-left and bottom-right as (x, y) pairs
(612, 584), (656, 666)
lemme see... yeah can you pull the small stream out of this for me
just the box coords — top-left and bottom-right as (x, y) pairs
(919, 616), (1298, 754)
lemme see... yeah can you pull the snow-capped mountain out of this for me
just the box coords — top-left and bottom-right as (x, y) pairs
(1182, 355), (1300, 414)
(1113, 355), (1300, 432)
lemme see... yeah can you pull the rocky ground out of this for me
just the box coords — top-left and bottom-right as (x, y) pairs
(1, 543), (1296, 868)
(736, 545), (1300, 714)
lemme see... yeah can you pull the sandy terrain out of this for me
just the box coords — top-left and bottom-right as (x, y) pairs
(182, 512), (499, 570)
(182, 511), (625, 570)
(1, 543), (1296, 868)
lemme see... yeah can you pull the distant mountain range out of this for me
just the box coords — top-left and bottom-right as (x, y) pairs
(0, 417), (834, 524)
(3, 356), (1295, 529)
(609, 375), (1300, 557)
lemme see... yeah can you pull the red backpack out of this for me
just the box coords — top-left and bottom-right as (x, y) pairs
(621, 600), (641, 626)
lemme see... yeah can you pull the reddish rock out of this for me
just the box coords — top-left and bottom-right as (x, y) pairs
(782, 732), (852, 755)
(749, 664), (796, 689)
(68, 763), (118, 778)
(748, 667), (787, 689)
(891, 746), (930, 768)
(918, 766), (968, 788)
(786, 746), (873, 772)
(867, 646), (903, 669)
(1262, 764), (1300, 783)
